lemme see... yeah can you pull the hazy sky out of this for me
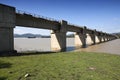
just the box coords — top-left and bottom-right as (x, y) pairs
(1, 0), (120, 35)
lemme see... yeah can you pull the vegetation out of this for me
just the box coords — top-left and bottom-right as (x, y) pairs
(0, 52), (120, 80)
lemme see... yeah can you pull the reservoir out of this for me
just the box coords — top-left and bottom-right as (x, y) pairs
(14, 38), (74, 52)
(75, 39), (120, 55)
(14, 38), (120, 55)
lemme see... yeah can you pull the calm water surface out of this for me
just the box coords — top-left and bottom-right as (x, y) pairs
(14, 38), (120, 55)
(14, 38), (74, 52)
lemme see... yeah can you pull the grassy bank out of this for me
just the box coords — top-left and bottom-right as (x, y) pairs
(0, 52), (120, 80)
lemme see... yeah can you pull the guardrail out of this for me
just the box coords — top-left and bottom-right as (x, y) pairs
(15, 10), (110, 35)
(16, 9), (60, 22)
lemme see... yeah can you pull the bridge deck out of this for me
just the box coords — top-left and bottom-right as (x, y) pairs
(16, 12), (95, 34)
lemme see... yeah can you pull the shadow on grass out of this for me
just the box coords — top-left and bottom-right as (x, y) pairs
(0, 51), (56, 57)
(17, 51), (55, 56)
(0, 62), (12, 69)
(0, 46), (76, 57)
(0, 77), (7, 80)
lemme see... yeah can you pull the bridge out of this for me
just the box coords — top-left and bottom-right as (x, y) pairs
(0, 4), (117, 54)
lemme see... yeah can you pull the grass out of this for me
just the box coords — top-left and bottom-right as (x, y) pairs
(0, 52), (120, 80)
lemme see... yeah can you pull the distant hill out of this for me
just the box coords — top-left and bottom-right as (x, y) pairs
(14, 33), (42, 38)
(14, 33), (74, 38)
(14, 33), (120, 38)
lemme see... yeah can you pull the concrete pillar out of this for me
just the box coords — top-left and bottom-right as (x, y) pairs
(106, 34), (108, 41)
(103, 34), (106, 42)
(109, 36), (111, 41)
(89, 30), (96, 45)
(97, 33), (102, 43)
(75, 32), (82, 48)
(0, 4), (16, 54)
(109, 36), (112, 41)
(108, 36), (110, 41)
(82, 27), (87, 47)
(107, 36), (109, 41)
(106, 35), (109, 41)
(51, 20), (67, 52)
(75, 26), (87, 48)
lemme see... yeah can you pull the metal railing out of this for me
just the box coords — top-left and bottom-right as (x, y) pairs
(16, 10), (104, 34)
(16, 9), (60, 22)
(68, 22), (84, 28)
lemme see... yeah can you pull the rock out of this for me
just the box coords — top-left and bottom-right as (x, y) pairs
(89, 67), (96, 70)
(24, 73), (30, 78)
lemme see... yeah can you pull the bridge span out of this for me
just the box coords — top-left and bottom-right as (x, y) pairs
(0, 4), (118, 54)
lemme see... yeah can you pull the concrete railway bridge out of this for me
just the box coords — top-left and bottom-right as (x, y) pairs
(0, 4), (117, 54)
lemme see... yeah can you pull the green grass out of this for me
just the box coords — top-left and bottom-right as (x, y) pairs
(0, 52), (120, 80)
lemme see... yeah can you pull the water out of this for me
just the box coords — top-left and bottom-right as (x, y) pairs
(75, 39), (120, 55)
(14, 38), (120, 55)
(14, 38), (75, 52)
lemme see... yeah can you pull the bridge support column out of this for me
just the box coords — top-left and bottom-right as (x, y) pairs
(109, 37), (112, 41)
(105, 35), (108, 41)
(0, 4), (16, 55)
(109, 36), (112, 41)
(103, 34), (106, 42)
(51, 20), (67, 52)
(75, 32), (82, 48)
(89, 30), (96, 45)
(108, 36), (110, 41)
(75, 27), (87, 48)
(97, 34), (102, 43)
(106, 35), (109, 41)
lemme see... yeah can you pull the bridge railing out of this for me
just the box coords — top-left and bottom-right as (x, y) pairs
(16, 9), (60, 22)
(68, 22), (84, 28)
(16, 10), (110, 35)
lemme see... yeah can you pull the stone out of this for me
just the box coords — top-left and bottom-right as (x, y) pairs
(88, 67), (96, 70)
(24, 73), (30, 78)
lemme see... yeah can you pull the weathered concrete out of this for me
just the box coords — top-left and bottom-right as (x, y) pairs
(75, 27), (87, 48)
(51, 20), (67, 52)
(75, 32), (83, 48)
(0, 3), (118, 54)
(97, 33), (102, 43)
(89, 30), (96, 45)
(16, 13), (60, 30)
(0, 28), (13, 51)
(0, 4), (16, 54)
(103, 34), (106, 42)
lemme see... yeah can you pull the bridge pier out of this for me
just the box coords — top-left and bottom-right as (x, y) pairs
(107, 35), (110, 41)
(103, 34), (106, 42)
(75, 27), (87, 48)
(102, 35), (105, 42)
(106, 35), (108, 41)
(89, 30), (96, 45)
(97, 33), (102, 43)
(105, 35), (108, 42)
(0, 4), (16, 55)
(51, 20), (67, 52)
(75, 32), (82, 48)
